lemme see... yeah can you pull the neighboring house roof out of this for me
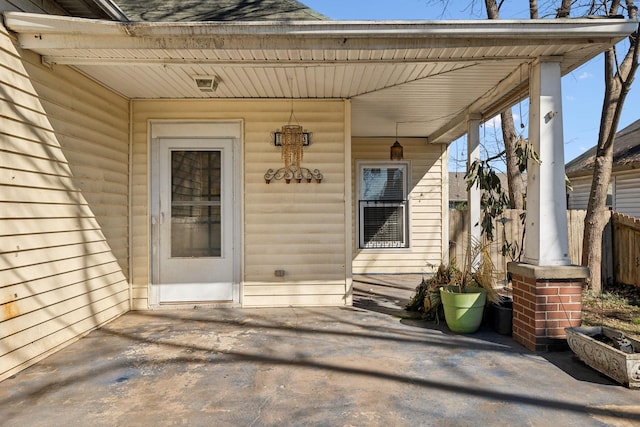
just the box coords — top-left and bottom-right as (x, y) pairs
(565, 118), (640, 177)
(111, 0), (327, 21)
(449, 172), (471, 203)
(449, 172), (515, 202)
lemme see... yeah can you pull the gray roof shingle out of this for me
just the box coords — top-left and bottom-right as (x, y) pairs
(565, 118), (640, 176)
(112, 0), (327, 22)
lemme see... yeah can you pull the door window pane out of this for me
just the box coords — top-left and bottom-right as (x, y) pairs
(171, 151), (222, 257)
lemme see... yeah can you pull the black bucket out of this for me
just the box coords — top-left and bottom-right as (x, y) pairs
(488, 298), (513, 335)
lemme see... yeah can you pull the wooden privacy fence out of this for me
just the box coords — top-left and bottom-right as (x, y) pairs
(612, 212), (640, 287)
(449, 209), (617, 285)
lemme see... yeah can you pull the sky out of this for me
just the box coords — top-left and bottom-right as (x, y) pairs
(301, 0), (640, 170)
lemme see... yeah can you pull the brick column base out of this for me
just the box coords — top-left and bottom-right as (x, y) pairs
(507, 262), (589, 352)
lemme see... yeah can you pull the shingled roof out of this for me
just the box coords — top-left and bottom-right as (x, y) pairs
(111, 0), (327, 21)
(565, 119), (640, 176)
(449, 172), (521, 202)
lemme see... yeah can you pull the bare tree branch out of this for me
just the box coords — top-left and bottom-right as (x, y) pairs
(530, 0), (539, 18)
(556, 0), (572, 17)
(483, 0), (526, 209)
(582, 0), (638, 292)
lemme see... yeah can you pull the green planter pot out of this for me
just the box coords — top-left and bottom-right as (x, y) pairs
(439, 286), (487, 333)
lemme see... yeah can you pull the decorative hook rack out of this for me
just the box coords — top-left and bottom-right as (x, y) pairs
(264, 166), (323, 184)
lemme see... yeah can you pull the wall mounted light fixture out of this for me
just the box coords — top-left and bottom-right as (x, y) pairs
(274, 131), (311, 146)
(264, 100), (322, 184)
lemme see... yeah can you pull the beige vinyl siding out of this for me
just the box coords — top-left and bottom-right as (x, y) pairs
(352, 138), (447, 274)
(567, 176), (591, 211)
(613, 170), (640, 218)
(568, 171), (640, 218)
(0, 23), (130, 382)
(131, 99), (348, 308)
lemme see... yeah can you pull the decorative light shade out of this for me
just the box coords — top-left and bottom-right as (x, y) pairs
(390, 141), (404, 161)
(281, 124), (304, 169)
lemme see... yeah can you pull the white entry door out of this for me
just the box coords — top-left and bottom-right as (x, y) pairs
(156, 138), (235, 303)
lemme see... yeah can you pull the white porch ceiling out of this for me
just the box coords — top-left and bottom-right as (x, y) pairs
(5, 13), (636, 142)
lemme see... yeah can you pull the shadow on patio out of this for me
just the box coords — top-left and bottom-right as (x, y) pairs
(1, 275), (639, 426)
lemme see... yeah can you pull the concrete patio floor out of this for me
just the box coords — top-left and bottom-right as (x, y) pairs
(2, 275), (639, 426)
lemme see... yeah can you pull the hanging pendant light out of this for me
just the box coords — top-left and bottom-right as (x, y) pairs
(281, 123), (304, 170)
(282, 80), (304, 171)
(263, 75), (322, 184)
(390, 122), (403, 160)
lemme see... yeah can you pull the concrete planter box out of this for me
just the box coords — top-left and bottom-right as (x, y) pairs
(565, 326), (640, 389)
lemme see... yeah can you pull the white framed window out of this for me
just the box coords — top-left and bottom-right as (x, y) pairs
(358, 162), (409, 249)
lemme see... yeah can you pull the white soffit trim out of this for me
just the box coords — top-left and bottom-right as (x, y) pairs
(4, 12), (637, 49)
(4, 12), (636, 141)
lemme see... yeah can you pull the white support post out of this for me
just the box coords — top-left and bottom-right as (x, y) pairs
(467, 114), (481, 259)
(524, 58), (570, 266)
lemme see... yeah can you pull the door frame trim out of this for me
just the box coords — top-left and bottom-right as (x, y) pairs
(148, 120), (243, 307)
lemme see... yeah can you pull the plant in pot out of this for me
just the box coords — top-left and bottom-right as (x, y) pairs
(407, 239), (500, 333)
(437, 146), (537, 333)
(408, 139), (538, 331)
(439, 239), (500, 333)
(406, 263), (455, 322)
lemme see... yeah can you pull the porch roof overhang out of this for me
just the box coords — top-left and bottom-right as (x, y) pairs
(4, 12), (637, 142)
